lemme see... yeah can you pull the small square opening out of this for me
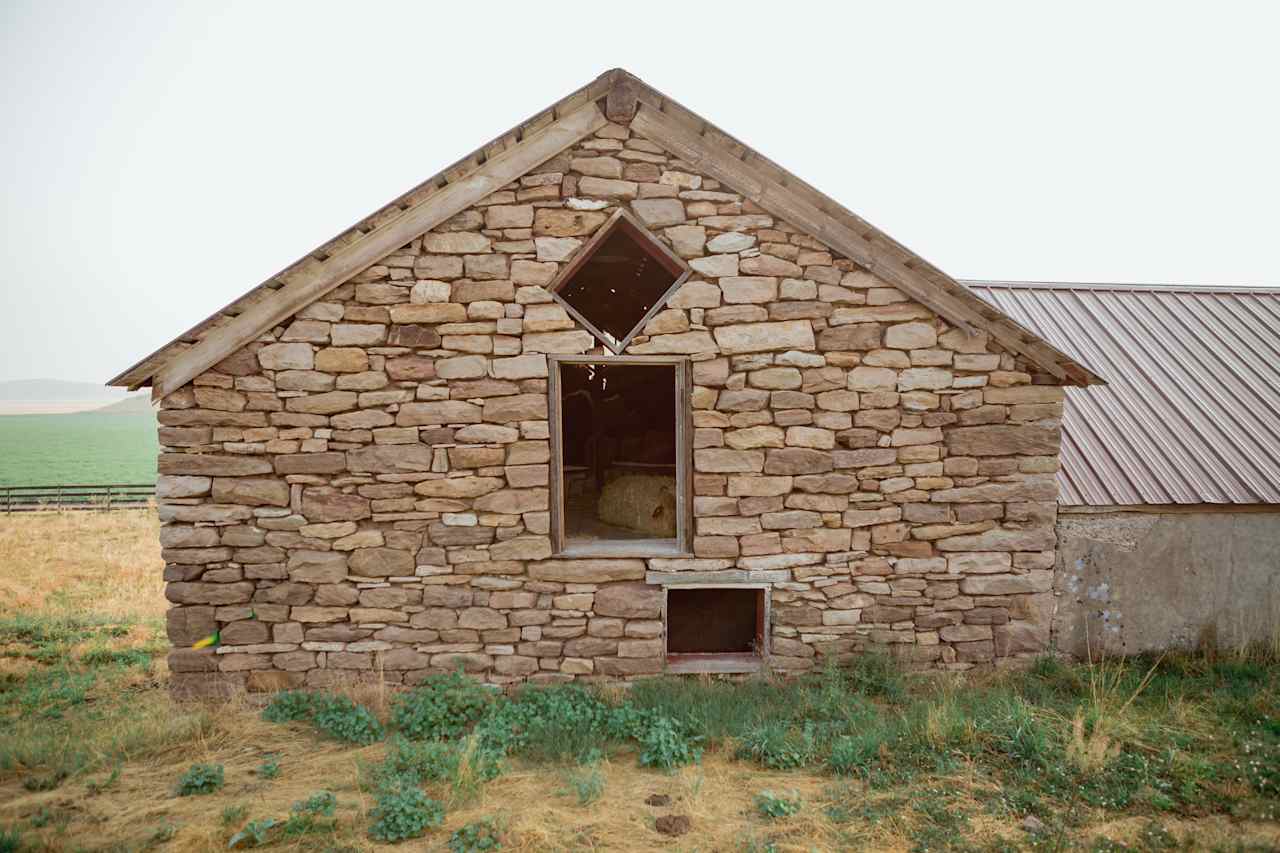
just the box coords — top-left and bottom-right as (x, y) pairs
(666, 587), (766, 673)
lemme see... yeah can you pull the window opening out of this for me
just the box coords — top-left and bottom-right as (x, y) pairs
(547, 209), (690, 353)
(551, 358), (687, 556)
(665, 586), (768, 674)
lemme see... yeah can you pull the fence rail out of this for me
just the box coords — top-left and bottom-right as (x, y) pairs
(1, 483), (156, 513)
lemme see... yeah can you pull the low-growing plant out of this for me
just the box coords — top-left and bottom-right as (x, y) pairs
(175, 762), (223, 796)
(844, 652), (905, 700)
(448, 817), (503, 852)
(292, 791), (337, 817)
(312, 694), (385, 745)
(386, 735), (461, 784)
(734, 722), (816, 770)
(261, 690), (316, 723)
(828, 730), (891, 777)
(228, 817), (279, 849)
(637, 715), (701, 770)
(0, 825), (21, 853)
(392, 670), (492, 741)
(755, 790), (802, 820)
(476, 683), (612, 762)
(368, 780), (445, 843)
(256, 754), (280, 779)
(559, 760), (605, 806)
(281, 790), (339, 838)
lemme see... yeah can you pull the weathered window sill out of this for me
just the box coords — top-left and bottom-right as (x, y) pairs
(556, 539), (688, 559)
(665, 653), (764, 675)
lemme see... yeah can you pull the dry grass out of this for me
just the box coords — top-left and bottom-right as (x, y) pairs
(0, 509), (164, 621)
(2, 511), (1279, 851)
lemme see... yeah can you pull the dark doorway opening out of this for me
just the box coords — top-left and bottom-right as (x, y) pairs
(666, 587), (765, 656)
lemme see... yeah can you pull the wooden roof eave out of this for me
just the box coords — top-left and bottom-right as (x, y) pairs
(107, 68), (1102, 391)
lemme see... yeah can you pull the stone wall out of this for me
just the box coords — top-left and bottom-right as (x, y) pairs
(158, 116), (1066, 695)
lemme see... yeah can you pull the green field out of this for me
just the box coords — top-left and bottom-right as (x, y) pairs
(0, 412), (158, 486)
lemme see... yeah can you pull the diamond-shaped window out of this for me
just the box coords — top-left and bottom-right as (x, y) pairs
(547, 209), (691, 353)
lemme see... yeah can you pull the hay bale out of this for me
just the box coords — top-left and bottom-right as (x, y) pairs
(597, 474), (677, 537)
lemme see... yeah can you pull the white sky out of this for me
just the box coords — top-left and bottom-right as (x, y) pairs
(2, 1), (1277, 384)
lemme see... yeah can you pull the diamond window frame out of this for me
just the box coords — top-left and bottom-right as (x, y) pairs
(544, 208), (692, 354)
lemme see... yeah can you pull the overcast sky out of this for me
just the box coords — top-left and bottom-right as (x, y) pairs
(2, 1), (1277, 384)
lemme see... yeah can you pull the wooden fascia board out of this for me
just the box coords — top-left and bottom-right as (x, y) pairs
(150, 101), (608, 398)
(630, 105), (1078, 383)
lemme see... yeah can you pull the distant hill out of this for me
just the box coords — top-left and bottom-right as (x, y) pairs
(0, 379), (141, 415)
(90, 395), (156, 415)
(0, 379), (127, 403)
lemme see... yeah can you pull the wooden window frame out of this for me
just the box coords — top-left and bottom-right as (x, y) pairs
(544, 208), (692, 354)
(547, 354), (693, 558)
(662, 584), (770, 674)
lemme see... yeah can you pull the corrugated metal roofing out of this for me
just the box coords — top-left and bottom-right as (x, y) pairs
(965, 281), (1280, 506)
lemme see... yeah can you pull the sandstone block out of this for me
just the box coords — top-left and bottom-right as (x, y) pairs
(694, 448), (764, 473)
(166, 582), (255, 606)
(273, 452), (347, 475)
(158, 454), (272, 477)
(578, 176), (638, 199)
(258, 342), (314, 371)
(156, 475), (211, 499)
(631, 198), (685, 228)
(414, 477), (503, 499)
(945, 424), (1060, 457)
(667, 281), (720, 309)
(344, 445), (434, 473)
(713, 320), (815, 354)
(528, 560), (646, 583)
(397, 401), (481, 426)
(818, 324), (882, 352)
(593, 582), (662, 618)
(472, 488), (548, 514)
(764, 448), (833, 475)
(423, 232), (490, 253)
(287, 550), (348, 584)
(523, 331), (595, 353)
(301, 489), (371, 522)
(533, 208), (607, 237)
(314, 347), (370, 373)
(885, 322), (937, 349)
(347, 548), (414, 577)
(482, 394), (547, 423)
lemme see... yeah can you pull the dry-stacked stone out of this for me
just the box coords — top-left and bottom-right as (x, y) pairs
(159, 118), (1065, 695)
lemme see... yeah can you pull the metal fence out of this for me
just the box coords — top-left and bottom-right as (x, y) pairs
(1, 484), (156, 513)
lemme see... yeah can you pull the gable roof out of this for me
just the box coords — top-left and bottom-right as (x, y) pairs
(967, 280), (1280, 505)
(109, 69), (1101, 394)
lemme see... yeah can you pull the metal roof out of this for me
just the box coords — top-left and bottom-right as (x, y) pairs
(965, 280), (1280, 506)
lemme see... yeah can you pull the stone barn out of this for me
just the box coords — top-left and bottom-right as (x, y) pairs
(109, 69), (1102, 696)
